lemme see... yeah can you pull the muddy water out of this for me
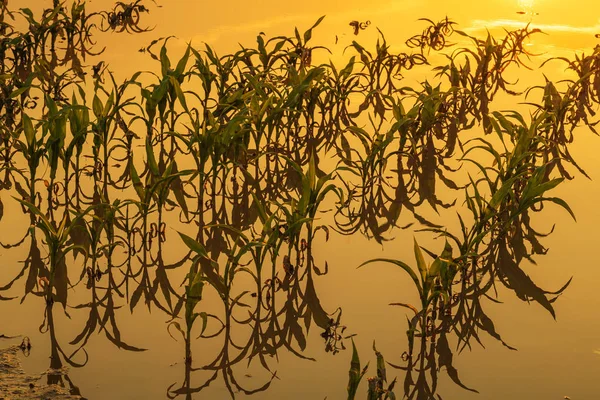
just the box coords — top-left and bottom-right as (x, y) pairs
(2, 0), (600, 399)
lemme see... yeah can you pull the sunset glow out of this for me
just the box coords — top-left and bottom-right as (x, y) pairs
(0, 2), (599, 400)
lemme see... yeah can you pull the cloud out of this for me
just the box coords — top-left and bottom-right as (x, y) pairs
(183, 0), (421, 48)
(465, 18), (600, 36)
(189, 15), (309, 47)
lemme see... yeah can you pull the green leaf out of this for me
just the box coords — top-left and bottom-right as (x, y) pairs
(129, 161), (145, 202)
(103, 92), (115, 117)
(307, 152), (316, 190)
(178, 232), (208, 258)
(413, 238), (428, 283)
(10, 86), (29, 98)
(251, 193), (269, 225)
(304, 15), (325, 44)
(20, 8), (34, 19)
(359, 258), (422, 297)
(347, 338), (368, 400)
(175, 45), (191, 77)
(195, 311), (209, 336)
(45, 94), (58, 116)
(188, 271), (204, 303)
(145, 137), (159, 176)
(537, 197), (576, 221)
(92, 94), (103, 119)
(22, 114), (35, 146)
(487, 175), (519, 213)
(168, 75), (188, 111)
(373, 341), (387, 383)
(524, 178), (564, 203)
(160, 43), (171, 77)
(429, 241), (453, 277)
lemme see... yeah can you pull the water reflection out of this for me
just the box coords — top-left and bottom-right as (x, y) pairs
(44, 300), (86, 398)
(0, 1), (598, 399)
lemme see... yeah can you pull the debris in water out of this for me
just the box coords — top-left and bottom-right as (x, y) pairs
(0, 346), (82, 399)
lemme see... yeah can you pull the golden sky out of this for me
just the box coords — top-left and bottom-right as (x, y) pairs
(18, 0), (600, 78)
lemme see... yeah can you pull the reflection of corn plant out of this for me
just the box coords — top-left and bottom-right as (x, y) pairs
(336, 125), (400, 242)
(173, 232), (226, 364)
(128, 156), (193, 312)
(64, 90), (90, 209)
(1, 4), (599, 399)
(16, 198), (94, 308)
(360, 238), (451, 352)
(44, 94), (67, 191)
(277, 153), (340, 239)
(361, 238), (477, 398)
(272, 154), (341, 330)
(358, 109), (578, 398)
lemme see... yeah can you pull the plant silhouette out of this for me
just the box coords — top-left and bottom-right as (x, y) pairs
(0, 1), (597, 399)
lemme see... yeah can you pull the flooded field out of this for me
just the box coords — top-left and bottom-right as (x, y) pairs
(1, 0), (600, 399)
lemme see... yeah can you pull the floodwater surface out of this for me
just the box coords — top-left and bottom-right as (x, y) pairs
(1, 0), (600, 399)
